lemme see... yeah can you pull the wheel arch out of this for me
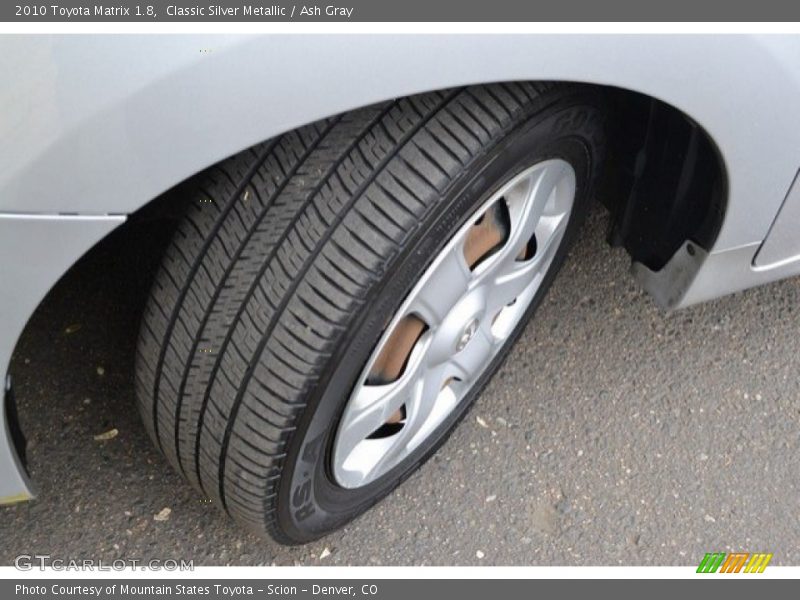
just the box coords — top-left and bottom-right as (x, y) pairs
(121, 80), (728, 276)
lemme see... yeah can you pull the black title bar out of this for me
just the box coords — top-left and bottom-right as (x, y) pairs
(3, 0), (800, 22)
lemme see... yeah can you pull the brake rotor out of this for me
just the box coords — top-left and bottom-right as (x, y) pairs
(463, 201), (510, 269)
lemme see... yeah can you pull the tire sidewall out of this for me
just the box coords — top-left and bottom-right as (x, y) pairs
(274, 97), (604, 543)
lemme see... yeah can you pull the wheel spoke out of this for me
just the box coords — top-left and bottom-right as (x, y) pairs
(384, 361), (450, 462)
(334, 382), (405, 467)
(486, 261), (539, 314)
(357, 357), (453, 485)
(533, 213), (570, 268)
(407, 243), (472, 326)
(486, 210), (569, 313)
(501, 161), (570, 267)
(336, 344), (427, 468)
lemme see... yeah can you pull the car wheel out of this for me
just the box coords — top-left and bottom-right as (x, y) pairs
(135, 83), (606, 543)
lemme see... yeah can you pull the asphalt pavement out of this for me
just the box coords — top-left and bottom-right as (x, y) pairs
(2, 208), (799, 566)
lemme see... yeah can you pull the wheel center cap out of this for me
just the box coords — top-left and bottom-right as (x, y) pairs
(456, 318), (479, 352)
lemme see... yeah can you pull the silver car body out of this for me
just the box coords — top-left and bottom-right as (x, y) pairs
(2, 34), (800, 503)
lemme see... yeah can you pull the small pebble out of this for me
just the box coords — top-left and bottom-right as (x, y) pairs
(93, 428), (118, 441)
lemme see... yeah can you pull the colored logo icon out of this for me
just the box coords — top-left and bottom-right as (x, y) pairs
(696, 552), (773, 573)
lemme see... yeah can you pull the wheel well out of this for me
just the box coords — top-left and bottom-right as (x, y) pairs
(599, 87), (727, 271)
(123, 82), (727, 275)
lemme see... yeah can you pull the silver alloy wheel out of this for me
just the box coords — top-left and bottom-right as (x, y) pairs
(332, 159), (576, 489)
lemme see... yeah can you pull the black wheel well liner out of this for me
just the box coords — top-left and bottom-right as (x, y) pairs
(598, 86), (727, 271)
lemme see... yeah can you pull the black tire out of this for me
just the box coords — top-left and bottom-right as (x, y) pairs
(135, 83), (606, 543)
